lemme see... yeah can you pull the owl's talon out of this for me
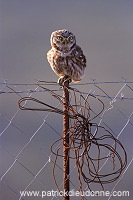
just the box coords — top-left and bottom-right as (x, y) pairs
(58, 76), (71, 87)
(58, 77), (64, 86)
(64, 78), (71, 83)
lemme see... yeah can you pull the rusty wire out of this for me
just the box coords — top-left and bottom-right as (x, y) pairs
(18, 81), (127, 199)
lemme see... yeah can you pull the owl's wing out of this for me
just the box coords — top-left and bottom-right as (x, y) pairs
(74, 45), (87, 68)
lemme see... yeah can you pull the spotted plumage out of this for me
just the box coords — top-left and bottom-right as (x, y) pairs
(47, 29), (86, 85)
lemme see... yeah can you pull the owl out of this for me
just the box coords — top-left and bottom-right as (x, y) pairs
(47, 29), (86, 85)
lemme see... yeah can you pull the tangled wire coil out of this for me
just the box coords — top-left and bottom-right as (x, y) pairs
(18, 81), (127, 198)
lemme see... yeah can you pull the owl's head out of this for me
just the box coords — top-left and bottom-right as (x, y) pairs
(50, 29), (76, 53)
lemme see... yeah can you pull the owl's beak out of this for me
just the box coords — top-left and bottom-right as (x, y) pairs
(63, 40), (68, 46)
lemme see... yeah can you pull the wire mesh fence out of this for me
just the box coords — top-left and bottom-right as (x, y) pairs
(0, 79), (133, 200)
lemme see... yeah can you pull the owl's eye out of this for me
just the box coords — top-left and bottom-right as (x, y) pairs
(69, 36), (73, 41)
(57, 36), (63, 40)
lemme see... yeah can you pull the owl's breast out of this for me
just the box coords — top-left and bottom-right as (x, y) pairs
(47, 49), (66, 76)
(47, 47), (86, 80)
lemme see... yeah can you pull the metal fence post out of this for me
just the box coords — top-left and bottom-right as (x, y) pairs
(63, 80), (70, 200)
